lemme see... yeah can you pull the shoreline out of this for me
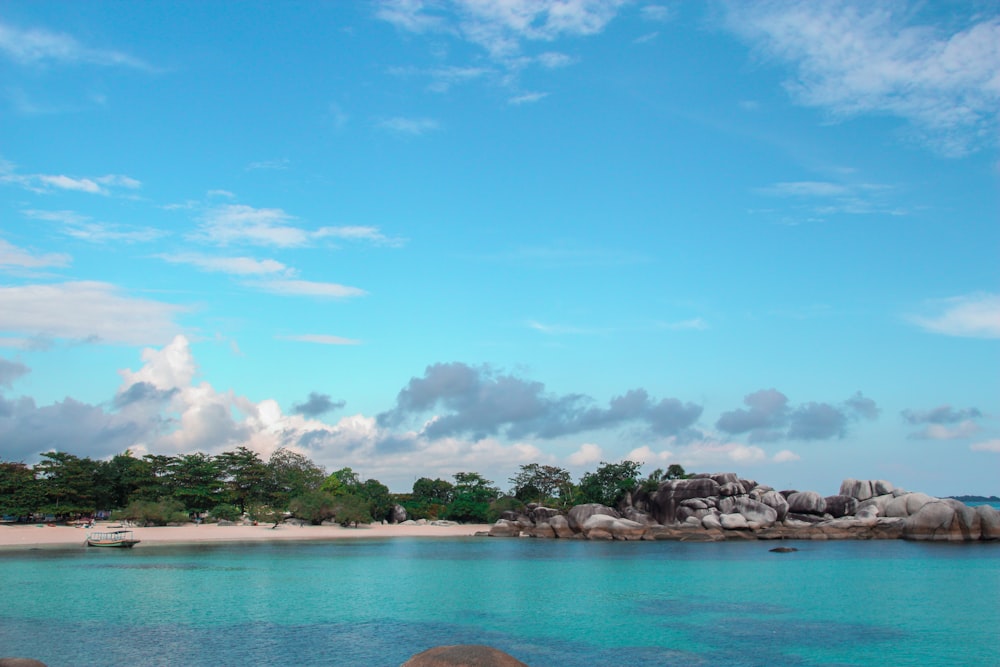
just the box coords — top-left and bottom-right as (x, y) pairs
(0, 521), (492, 550)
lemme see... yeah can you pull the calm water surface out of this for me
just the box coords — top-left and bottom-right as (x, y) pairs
(2, 538), (998, 666)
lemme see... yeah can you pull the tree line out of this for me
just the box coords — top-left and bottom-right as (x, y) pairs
(0, 448), (691, 526)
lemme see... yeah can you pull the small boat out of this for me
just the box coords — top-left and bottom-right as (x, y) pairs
(86, 530), (141, 548)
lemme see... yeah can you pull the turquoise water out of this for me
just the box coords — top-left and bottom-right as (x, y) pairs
(1, 538), (998, 666)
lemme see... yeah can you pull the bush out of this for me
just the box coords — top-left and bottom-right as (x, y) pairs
(487, 496), (525, 523)
(114, 499), (188, 526)
(210, 503), (241, 522)
(289, 490), (338, 525)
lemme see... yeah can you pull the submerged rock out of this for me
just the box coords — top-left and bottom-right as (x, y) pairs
(402, 645), (529, 667)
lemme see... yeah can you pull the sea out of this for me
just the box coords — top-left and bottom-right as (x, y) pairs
(1, 536), (998, 667)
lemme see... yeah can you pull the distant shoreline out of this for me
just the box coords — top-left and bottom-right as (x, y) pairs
(0, 522), (491, 550)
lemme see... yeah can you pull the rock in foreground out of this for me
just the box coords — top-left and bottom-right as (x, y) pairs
(402, 645), (529, 667)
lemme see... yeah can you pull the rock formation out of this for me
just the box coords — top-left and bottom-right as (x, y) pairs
(484, 475), (999, 543)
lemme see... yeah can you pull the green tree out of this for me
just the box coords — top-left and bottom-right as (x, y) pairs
(96, 450), (154, 509)
(168, 453), (223, 515)
(0, 461), (41, 517)
(357, 478), (393, 522)
(136, 454), (176, 501)
(34, 451), (100, 517)
(577, 460), (642, 508)
(333, 494), (372, 527)
(289, 489), (339, 525)
(267, 448), (326, 510)
(445, 472), (500, 523)
(115, 498), (188, 526)
(216, 446), (270, 513)
(509, 464), (572, 504)
(320, 467), (360, 496)
(665, 464), (690, 480)
(412, 477), (454, 504)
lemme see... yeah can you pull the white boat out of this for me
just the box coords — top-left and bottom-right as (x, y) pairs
(86, 529), (140, 548)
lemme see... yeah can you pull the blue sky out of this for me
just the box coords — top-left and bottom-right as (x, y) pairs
(1, 1), (997, 495)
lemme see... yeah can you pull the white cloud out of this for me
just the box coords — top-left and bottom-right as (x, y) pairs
(773, 449), (800, 463)
(0, 281), (185, 345)
(625, 445), (674, 465)
(159, 253), (291, 276)
(0, 20), (151, 69)
(279, 334), (362, 346)
(970, 439), (1000, 453)
(0, 238), (71, 270)
(245, 159), (289, 171)
(23, 209), (164, 244)
(377, 116), (441, 135)
(376, 0), (626, 58)
(568, 442), (603, 466)
(661, 318), (709, 331)
(119, 334), (198, 392)
(909, 293), (1000, 339)
(914, 420), (981, 441)
(675, 441), (769, 468)
(723, 1), (1000, 155)
(1, 164), (142, 196)
(508, 91), (549, 105)
(256, 279), (367, 299)
(314, 225), (406, 247)
(640, 5), (673, 23)
(198, 204), (309, 247)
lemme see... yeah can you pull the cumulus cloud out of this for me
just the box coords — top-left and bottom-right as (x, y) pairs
(568, 443), (603, 466)
(722, 1), (1000, 155)
(377, 362), (703, 441)
(1, 167), (142, 196)
(902, 404), (983, 440)
(908, 293), (1000, 339)
(0, 238), (71, 270)
(0, 281), (185, 345)
(0, 358), (29, 388)
(970, 439), (1000, 453)
(23, 209), (165, 244)
(716, 388), (878, 441)
(292, 392), (346, 418)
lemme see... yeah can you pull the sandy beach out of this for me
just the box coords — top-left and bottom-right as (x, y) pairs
(0, 521), (492, 549)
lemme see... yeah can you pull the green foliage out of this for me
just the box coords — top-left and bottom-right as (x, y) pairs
(210, 503), (242, 522)
(411, 477), (454, 504)
(666, 464), (690, 480)
(357, 478), (393, 522)
(168, 453), (224, 514)
(444, 472), (500, 522)
(34, 451), (100, 516)
(267, 448), (326, 510)
(486, 495), (526, 523)
(0, 462), (40, 517)
(245, 503), (283, 525)
(216, 446), (270, 513)
(289, 490), (339, 525)
(509, 463), (572, 504)
(115, 498), (188, 526)
(578, 460), (643, 508)
(332, 494), (372, 527)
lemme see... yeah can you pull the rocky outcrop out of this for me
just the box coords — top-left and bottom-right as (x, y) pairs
(389, 504), (408, 524)
(483, 475), (996, 543)
(402, 645), (528, 667)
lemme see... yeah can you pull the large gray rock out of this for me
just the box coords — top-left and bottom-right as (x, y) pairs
(580, 514), (647, 540)
(389, 504), (408, 524)
(872, 480), (895, 496)
(786, 491), (826, 515)
(488, 520), (521, 538)
(566, 504), (619, 531)
(839, 479), (874, 501)
(528, 506), (562, 522)
(976, 505), (1000, 540)
(718, 481), (746, 496)
(824, 495), (859, 518)
(758, 490), (789, 522)
(720, 513), (749, 530)
(548, 514), (576, 538)
(884, 492), (936, 517)
(717, 496), (778, 528)
(902, 500), (982, 541)
(402, 644), (528, 667)
(651, 477), (721, 524)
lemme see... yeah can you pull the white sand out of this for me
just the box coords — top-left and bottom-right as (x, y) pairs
(0, 521), (492, 549)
